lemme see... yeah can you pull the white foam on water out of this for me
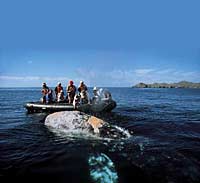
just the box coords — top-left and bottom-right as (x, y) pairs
(113, 125), (132, 138)
(88, 153), (118, 183)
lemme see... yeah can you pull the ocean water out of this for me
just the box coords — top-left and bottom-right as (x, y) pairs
(0, 87), (200, 183)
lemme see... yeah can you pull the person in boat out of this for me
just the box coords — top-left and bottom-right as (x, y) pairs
(78, 81), (89, 104)
(102, 89), (112, 100)
(97, 89), (112, 105)
(92, 87), (101, 104)
(47, 89), (54, 103)
(73, 93), (81, 109)
(41, 82), (49, 104)
(78, 81), (88, 93)
(67, 80), (76, 104)
(80, 90), (89, 104)
(57, 90), (65, 102)
(72, 90), (89, 109)
(54, 82), (64, 101)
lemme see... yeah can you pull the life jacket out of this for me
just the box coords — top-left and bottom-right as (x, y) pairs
(57, 86), (63, 93)
(78, 84), (87, 92)
(42, 86), (49, 95)
(67, 85), (76, 94)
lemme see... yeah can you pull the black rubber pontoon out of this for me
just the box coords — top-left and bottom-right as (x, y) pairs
(25, 102), (74, 113)
(25, 100), (116, 113)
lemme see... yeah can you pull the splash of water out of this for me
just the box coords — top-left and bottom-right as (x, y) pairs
(88, 153), (118, 183)
(112, 125), (131, 138)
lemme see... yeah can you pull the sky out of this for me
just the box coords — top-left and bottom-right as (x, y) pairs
(0, 0), (200, 87)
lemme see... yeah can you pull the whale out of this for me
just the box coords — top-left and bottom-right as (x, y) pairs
(45, 111), (131, 139)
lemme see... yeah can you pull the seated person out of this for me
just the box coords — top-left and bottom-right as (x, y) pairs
(73, 94), (81, 109)
(80, 90), (89, 104)
(102, 89), (112, 101)
(92, 87), (101, 104)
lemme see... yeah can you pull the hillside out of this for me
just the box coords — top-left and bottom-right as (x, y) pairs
(133, 81), (200, 88)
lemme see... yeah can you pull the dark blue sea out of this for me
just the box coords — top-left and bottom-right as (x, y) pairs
(0, 88), (200, 183)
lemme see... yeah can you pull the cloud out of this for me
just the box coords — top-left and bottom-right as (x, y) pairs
(134, 69), (155, 75)
(73, 68), (196, 85)
(0, 76), (39, 80)
(0, 75), (72, 87)
(0, 75), (70, 82)
(155, 69), (175, 74)
(0, 69), (199, 87)
(43, 77), (70, 81)
(106, 68), (200, 86)
(75, 68), (100, 86)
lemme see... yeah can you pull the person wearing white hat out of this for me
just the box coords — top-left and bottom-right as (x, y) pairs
(92, 87), (101, 104)
(78, 81), (88, 93)
(93, 87), (97, 91)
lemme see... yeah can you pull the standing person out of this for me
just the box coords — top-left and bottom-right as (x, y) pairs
(67, 80), (76, 104)
(57, 90), (65, 102)
(54, 82), (63, 101)
(47, 89), (54, 103)
(78, 81), (88, 93)
(41, 82), (49, 104)
(78, 81), (89, 104)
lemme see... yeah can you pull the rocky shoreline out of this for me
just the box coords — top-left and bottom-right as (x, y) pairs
(133, 81), (200, 88)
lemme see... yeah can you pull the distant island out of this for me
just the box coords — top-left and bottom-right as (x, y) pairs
(133, 81), (200, 88)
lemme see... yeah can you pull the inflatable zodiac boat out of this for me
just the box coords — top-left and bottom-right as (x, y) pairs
(25, 99), (117, 113)
(25, 88), (117, 113)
